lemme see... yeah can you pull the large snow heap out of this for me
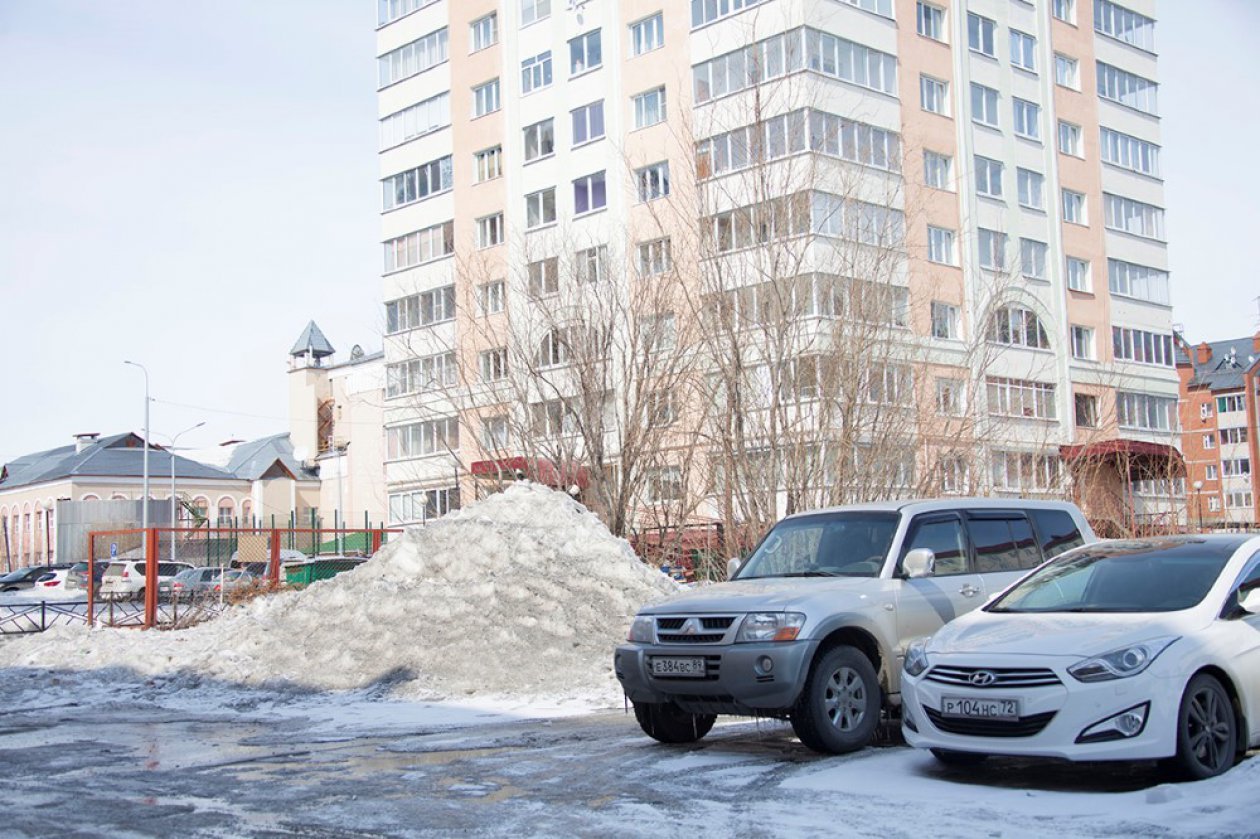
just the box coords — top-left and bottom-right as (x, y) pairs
(0, 483), (680, 701)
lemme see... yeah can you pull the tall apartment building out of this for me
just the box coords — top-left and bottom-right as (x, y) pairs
(375, 0), (1176, 537)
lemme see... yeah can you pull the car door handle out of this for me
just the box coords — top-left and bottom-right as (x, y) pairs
(958, 585), (981, 598)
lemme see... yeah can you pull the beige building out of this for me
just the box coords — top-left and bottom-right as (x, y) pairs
(375, 0), (1176, 535)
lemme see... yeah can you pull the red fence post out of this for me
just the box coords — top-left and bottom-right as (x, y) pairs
(87, 532), (96, 627)
(269, 529), (281, 588)
(371, 530), (382, 554)
(144, 528), (158, 629)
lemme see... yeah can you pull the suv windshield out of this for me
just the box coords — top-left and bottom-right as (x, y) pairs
(988, 541), (1231, 614)
(735, 513), (898, 580)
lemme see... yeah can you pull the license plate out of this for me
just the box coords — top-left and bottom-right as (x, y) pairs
(650, 657), (706, 678)
(941, 696), (1019, 720)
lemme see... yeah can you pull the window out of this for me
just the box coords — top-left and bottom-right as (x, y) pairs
(569, 29), (602, 76)
(382, 155), (453, 211)
(571, 100), (605, 146)
(1017, 169), (1045, 210)
(1204, 433), (1216, 450)
(970, 516), (1042, 572)
(1063, 189), (1087, 224)
(1011, 30), (1036, 71)
(636, 162), (670, 202)
(927, 226), (956, 265)
(967, 13), (996, 57)
(1095, 0), (1155, 51)
(921, 76), (949, 115)
(1222, 427), (1249, 445)
(1097, 61), (1158, 115)
(924, 151), (952, 190)
(521, 0), (550, 26)
(470, 13), (497, 52)
(641, 312), (676, 353)
(978, 228), (1007, 271)
(1075, 393), (1098, 427)
(1205, 463), (1219, 481)
(988, 305), (1050, 349)
(634, 86), (667, 129)
(648, 466), (683, 502)
(691, 0), (768, 28)
(1112, 326), (1175, 366)
(1117, 391), (1177, 432)
(971, 83), (999, 127)
(834, 0), (894, 15)
(806, 29), (898, 94)
(975, 156), (1003, 199)
(1013, 98), (1041, 140)
(1071, 325), (1095, 360)
(537, 329), (569, 368)
(1219, 394), (1246, 413)
(473, 79), (500, 117)
(991, 450), (1061, 492)
(917, 2), (945, 41)
(1208, 496), (1222, 512)
(1100, 127), (1160, 177)
(936, 378), (964, 415)
(386, 417), (459, 460)
(904, 516), (969, 572)
(692, 30), (803, 103)
(1067, 257), (1091, 291)
(631, 13), (664, 55)
(1020, 238), (1048, 279)
(481, 415), (509, 450)
(378, 27), (449, 87)
(1059, 120), (1082, 156)
(386, 351), (457, 397)
(1104, 193), (1164, 239)
(380, 92), (450, 150)
(638, 238), (672, 276)
(474, 146), (502, 183)
(521, 51), (553, 94)
(527, 257), (559, 297)
(810, 192), (906, 246)
(476, 213), (504, 248)
(1107, 259), (1169, 304)
(1055, 54), (1079, 89)
(575, 245), (609, 284)
(931, 301), (959, 340)
(1226, 491), (1254, 510)
(1200, 402), (1214, 420)
(388, 486), (460, 524)
(477, 280), (505, 315)
(479, 348), (508, 383)
(573, 171), (607, 215)
(1053, 0), (1075, 24)
(865, 364), (913, 405)
(1223, 459), (1252, 478)
(523, 119), (555, 162)
(383, 221), (454, 272)
(805, 111), (901, 172)
(378, 0), (440, 26)
(647, 390), (677, 427)
(385, 285), (455, 333)
(988, 377), (1057, 420)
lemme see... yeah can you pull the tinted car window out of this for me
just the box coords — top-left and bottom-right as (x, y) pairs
(1030, 509), (1084, 558)
(1009, 516), (1041, 569)
(969, 517), (1031, 573)
(902, 517), (969, 575)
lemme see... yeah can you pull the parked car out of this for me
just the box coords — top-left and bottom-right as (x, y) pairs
(163, 567), (256, 598)
(901, 534), (1260, 780)
(99, 560), (195, 601)
(65, 560), (110, 592)
(615, 499), (1094, 754)
(0, 565), (62, 592)
(33, 568), (72, 592)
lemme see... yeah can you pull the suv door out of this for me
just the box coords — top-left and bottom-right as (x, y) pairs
(895, 514), (988, 651)
(964, 512), (1044, 597)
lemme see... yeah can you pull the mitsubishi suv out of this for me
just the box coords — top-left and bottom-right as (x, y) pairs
(615, 499), (1094, 754)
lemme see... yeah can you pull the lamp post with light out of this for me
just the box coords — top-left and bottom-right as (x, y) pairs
(1192, 479), (1204, 532)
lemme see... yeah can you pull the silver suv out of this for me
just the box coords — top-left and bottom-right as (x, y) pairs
(615, 499), (1094, 754)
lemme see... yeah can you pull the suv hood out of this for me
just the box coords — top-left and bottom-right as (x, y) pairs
(638, 576), (887, 615)
(927, 610), (1189, 659)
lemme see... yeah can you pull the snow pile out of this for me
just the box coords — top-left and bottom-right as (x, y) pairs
(0, 483), (679, 702)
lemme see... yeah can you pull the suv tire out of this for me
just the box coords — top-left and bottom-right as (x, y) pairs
(633, 701), (716, 744)
(791, 645), (880, 754)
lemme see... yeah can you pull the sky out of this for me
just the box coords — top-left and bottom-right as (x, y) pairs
(1, 0), (1257, 464)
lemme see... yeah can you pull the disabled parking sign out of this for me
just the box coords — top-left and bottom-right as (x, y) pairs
(110, 542), (118, 558)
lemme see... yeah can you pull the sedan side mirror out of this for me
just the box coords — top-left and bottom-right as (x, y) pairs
(1240, 588), (1260, 615)
(903, 548), (936, 579)
(727, 557), (742, 580)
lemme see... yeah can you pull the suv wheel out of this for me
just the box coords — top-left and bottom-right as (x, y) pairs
(632, 701), (716, 744)
(791, 645), (880, 755)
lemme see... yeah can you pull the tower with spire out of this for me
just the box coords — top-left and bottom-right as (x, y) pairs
(289, 320), (335, 370)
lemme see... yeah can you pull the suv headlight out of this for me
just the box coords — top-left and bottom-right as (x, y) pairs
(735, 612), (805, 643)
(627, 615), (655, 644)
(903, 638), (930, 678)
(1068, 637), (1178, 683)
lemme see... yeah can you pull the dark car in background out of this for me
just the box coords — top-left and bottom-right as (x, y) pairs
(0, 565), (61, 592)
(66, 560), (111, 593)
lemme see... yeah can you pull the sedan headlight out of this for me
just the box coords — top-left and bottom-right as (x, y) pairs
(735, 612), (806, 643)
(903, 638), (930, 678)
(1068, 637), (1178, 683)
(627, 615), (655, 644)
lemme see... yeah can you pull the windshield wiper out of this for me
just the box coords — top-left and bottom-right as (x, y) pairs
(776, 570), (845, 578)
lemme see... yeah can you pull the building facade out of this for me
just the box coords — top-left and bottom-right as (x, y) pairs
(375, 0), (1177, 536)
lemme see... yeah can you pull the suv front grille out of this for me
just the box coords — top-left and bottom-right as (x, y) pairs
(925, 666), (1062, 689)
(654, 615), (737, 645)
(924, 707), (1056, 738)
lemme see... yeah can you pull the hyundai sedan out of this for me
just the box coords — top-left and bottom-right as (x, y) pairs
(901, 535), (1260, 780)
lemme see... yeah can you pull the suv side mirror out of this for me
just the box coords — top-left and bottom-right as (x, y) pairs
(727, 557), (742, 580)
(903, 548), (936, 579)
(1240, 588), (1260, 615)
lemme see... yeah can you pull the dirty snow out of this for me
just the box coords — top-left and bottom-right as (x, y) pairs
(0, 483), (679, 703)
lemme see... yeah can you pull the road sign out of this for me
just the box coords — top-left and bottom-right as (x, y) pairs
(110, 542), (118, 558)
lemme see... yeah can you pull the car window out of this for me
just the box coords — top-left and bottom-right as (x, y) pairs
(735, 513), (897, 579)
(1030, 509), (1085, 558)
(968, 516), (1038, 573)
(901, 516), (969, 575)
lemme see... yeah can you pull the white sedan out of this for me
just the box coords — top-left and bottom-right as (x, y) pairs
(901, 534), (1260, 780)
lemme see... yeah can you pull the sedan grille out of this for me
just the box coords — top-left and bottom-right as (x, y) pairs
(924, 707), (1056, 738)
(654, 615), (737, 644)
(925, 665), (1062, 689)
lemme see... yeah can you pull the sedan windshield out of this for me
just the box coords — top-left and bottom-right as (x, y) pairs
(735, 513), (898, 580)
(988, 540), (1232, 613)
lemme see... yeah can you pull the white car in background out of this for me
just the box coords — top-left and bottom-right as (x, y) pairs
(99, 560), (195, 601)
(902, 534), (1260, 780)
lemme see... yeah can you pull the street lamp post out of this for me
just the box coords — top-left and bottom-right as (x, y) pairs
(1193, 480), (1204, 532)
(166, 422), (206, 562)
(123, 361), (151, 532)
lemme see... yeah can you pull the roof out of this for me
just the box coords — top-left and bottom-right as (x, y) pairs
(1177, 333), (1260, 392)
(222, 433), (317, 481)
(290, 320), (335, 358)
(0, 433), (233, 491)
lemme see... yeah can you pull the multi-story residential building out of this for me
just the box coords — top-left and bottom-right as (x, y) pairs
(375, 0), (1177, 540)
(1177, 333), (1260, 530)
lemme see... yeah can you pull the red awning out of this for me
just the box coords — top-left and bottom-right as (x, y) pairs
(469, 456), (590, 489)
(1059, 439), (1182, 463)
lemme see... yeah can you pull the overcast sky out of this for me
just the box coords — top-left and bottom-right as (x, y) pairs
(0, 1), (1256, 465)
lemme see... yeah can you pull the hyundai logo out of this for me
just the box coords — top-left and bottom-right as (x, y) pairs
(969, 670), (997, 687)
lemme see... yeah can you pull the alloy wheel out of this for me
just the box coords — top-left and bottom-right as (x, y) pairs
(823, 665), (867, 731)
(1186, 684), (1233, 774)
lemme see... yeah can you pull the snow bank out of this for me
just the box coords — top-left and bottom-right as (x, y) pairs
(0, 484), (679, 703)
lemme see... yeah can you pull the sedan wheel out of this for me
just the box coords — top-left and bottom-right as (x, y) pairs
(1171, 673), (1237, 780)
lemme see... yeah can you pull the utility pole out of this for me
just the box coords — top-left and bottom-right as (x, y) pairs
(124, 361), (151, 532)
